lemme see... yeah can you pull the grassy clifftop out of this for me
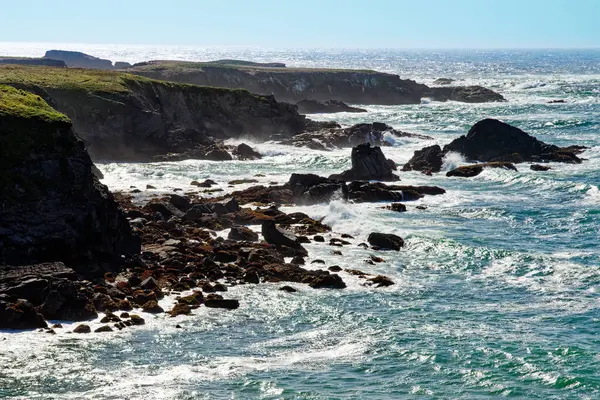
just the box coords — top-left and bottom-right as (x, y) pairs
(0, 65), (261, 97)
(0, 84), (70, 123)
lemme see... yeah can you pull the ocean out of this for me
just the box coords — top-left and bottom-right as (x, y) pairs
(1, 44), (599, 399)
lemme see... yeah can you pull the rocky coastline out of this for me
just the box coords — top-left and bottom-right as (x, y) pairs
(0, 50), (588, 334)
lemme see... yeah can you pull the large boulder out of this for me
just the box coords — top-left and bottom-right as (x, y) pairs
(0, 299), (47, 330)
(367, 233), (404, 250)
(329, 143), (399, 181)
(261, 221), (307, 254)
(43, 50), (114, 69)
(402, 145), (445, 172)
(296, 99), (367, 114)
(288, 173), (348, 205)
(0, 85), (140, 277)
(444, 119), (583, 163)
(232, 143), (262, 160)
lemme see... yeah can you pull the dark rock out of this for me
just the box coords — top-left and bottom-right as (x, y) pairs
(446, 162), (517, 177)
(232, 143), (262, 160)
(44, 50), (114, 69)
(140, 277), (159, 290)
(204, 299), (240, 309)
(311, 260), (326, 264)
(142, 300), (164, 313)
(291, 256), (305, 265)
(328, 266), (342, 272)
(313, 235), (325, 242)
(279, 285), (297, 293)
(191, 179), (217, 187)
(347, 181), (403, 202)
(169, 194), (192, 211)
(146, 184), (156, 189)
(40, 279), (98, 321)
(129, 314), (145, 325)
(283, 122), (431, 151)
(261, 221), (307, 255)
(547, 99), (566, 104)
(444, 119), (583, 164)
(94, 325), (114, 333)
(228, 225), (259, 241)
(330, 144), (398, 181)
(73, 324), (91, 333)
(367, 233), (404, 250)
(288, 173), (348, 205)
(428, 86), (505, 103)
(531, 164), (551, 171)
(368, 275), (395, 287)
(296, 99), (367, 114)
(243, 271), (260, 284)
(385, 203), (407, 212)
(402, 145), (445, 172)
(204, 145), (232, 161)
(309, 274), (346, 289)
(145, 202), (184, 219)
(0, 103), (140, 277)
(169, 303), (192, 317)
(0, 299), (47, 330)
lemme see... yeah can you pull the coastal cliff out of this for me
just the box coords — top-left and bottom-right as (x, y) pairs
(0, 85), (139, 275)
(0, 65), (308, 161)
(127, 60), (505, 105)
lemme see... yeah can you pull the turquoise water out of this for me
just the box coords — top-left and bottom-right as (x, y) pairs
(1, 47), (599, 399)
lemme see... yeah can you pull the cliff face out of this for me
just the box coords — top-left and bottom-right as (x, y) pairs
(127, 61), (505, 105)
(0, 65), (308, 161)
(0, 85), (140, 276)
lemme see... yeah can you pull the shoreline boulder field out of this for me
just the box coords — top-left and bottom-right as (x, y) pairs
(0, 50), (588, 332)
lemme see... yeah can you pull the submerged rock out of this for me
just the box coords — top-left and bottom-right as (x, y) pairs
(530, 164), (551, 171)
(446, 162), (517, 177)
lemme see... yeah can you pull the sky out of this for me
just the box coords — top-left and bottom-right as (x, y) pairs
(2, 0), (599, 48)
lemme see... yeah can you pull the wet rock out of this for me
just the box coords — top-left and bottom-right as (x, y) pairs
(204, 299), (240, 309)
(243, 271), (260, 284)
(228, 225), (259, 241)
(433, 78), (455, 85)
(428, 85), (505, 103)
(169, 303), (192, 317)
(146, 184), (157, 190)
(261, 221), (307, 255)
(309, 274), (346, 289)
(129, 315), (145, 325)
(142, 300), (164, 313)
(311, 260), (326, 264)
(140, 277), (159, 290)
(93, 293), (118, 312)
(169, 194), (192, 211)
(279, 285), (297, 293)
(291, 256), (305, 265)
(73, 324), (91, 333)
(368, 275), (395, 287)
(288, 173), (348, 205)
(40, 280), (98, 321)
(94, 325), (114, 333)
(145, 201), (184, 220)
(191, 179), (217, 187)
(385, 203), (407, 212)
(329, 144), (399, 181)
(328, 266), (342, 272)
(204, 145), (233, 161)
(367, 233), (404, 251)
(444, 119), (583, 164)
(402, 145), (445, 172)
(446, 162), (517, 177)
(313, 235), (325, 242)
(347, 181), (403, 202)
(232, 143), (262, 160)
(531, 164), (551, 171)
(0, 299), (47, 330)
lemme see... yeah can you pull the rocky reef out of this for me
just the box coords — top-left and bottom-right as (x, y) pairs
(126, 60), (505, 105)
(404, 119), (585, 173)
(296, 99), (367, 114)
(0, 65), (309, 161)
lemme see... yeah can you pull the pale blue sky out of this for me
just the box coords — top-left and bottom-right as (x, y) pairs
(3, 0), (599, 48)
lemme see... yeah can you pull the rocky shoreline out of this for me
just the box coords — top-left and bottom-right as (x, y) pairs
(0, 51), (588, 333)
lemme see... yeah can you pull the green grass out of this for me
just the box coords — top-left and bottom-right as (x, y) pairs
(0, 84), (70, 122)
(0, 64), (156, 94)
(130, 60), (380, 74)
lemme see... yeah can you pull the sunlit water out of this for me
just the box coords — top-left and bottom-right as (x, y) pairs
(1, 44), (599, 399)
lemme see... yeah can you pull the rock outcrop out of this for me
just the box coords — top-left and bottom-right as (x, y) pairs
(404, 119), (585, 172)
(43, 50), (114, 69)
(296, 99), (367, 114)
(444, 119), (584, 163)
(330, 144), (399, 181)
(127, 60), (505, 105)
(0, 57), (66, 67)
(281, 122), (432, 151)
(0, 65), (309, 161)
(0, 85), (139, 275)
